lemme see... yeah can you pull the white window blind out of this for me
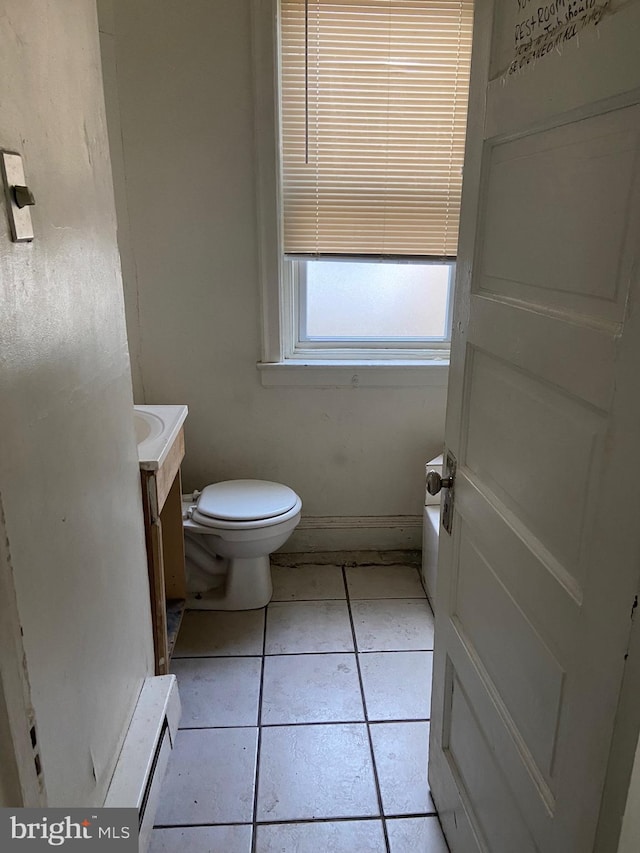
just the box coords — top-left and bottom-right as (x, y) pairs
(280, 0), (474, 258)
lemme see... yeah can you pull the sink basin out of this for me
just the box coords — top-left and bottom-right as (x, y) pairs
(134, 405), (188, 470)
(134, 409), (165, 444)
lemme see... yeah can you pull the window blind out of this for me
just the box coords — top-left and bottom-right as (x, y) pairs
(280, 0), (474, 258)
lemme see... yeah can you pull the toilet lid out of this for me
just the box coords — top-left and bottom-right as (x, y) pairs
(196, 479), (298, 522)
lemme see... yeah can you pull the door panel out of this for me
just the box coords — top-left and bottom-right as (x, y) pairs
(447, 669), (539, 853)
(467, 297), (616, 411)
(486, 2), (640, 138)
(441, 617), (558, 848)
(429, 1), (640, 851)
(479, 111), (640, 307)
(464, 348), (606, 588)
(454, 527), (565, 779)
(455, 472), (580, 654)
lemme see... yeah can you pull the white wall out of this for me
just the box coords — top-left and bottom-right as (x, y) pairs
(105, 0), (447, 544)
(0, 0), (153, 806)
(98, 0), (145, 401)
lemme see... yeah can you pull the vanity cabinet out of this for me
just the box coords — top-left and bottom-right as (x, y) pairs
(139, 427), (187, 675)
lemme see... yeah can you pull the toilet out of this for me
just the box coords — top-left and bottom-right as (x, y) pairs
(182, 479), (302, 610)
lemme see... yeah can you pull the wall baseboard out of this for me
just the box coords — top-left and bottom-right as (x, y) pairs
(283, 515), (423, 553)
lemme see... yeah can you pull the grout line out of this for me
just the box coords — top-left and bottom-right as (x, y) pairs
(250, 607), (269, 853)
(172, 654), (264, 661)
(271, 597), (348, 603)
(178, 717), (431, 732)
(254, 811), (437, 825)
(343, 565), (392, 853)
(270, 595), (427, 603)
(346, 596), (428, 601)
(261, 648), (434, 656)
(341, 562), (349, 599)
(172, 653), (264, 660)
(254, 814), (383, 826)
(173, 647), (435, 661)
(154, 809), (437, 830)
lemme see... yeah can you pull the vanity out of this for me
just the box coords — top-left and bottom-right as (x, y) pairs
(134, 405), (189, 675)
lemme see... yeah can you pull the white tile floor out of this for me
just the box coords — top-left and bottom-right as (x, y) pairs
(152, 559), (449, 853)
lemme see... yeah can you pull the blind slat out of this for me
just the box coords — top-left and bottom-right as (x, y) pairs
(281, 0), (473, 257)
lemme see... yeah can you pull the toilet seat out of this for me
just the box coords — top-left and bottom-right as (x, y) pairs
(189, 480), (302, 531)
(197, 479), (298, 522)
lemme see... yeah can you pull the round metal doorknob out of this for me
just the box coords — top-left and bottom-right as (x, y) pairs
(426, 470), (454, 496)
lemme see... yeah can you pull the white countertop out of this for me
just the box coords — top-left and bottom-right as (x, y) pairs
(134, 405), (188, 471)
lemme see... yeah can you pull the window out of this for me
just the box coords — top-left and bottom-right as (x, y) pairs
(253, 0), (473, 384)
(298, 259), (455, 344)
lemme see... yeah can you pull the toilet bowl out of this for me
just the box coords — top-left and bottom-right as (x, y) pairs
(182, 479), (302, 610)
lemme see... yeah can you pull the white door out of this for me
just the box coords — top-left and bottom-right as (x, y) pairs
(429, 1), (640, 851)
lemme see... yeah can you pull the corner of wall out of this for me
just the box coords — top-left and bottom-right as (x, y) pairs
(98, 9), (146, 403)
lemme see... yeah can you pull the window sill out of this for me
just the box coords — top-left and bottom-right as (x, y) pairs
(257, 359), (449, 388)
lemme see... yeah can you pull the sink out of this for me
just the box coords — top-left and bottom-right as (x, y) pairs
(134, 405), (189, 470)
(134, 409), (165, 444)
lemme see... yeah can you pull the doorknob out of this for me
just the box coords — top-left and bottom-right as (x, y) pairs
(426, 471), (453, 495)
(428, 451), (456, 535)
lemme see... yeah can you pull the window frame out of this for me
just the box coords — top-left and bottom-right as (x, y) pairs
(252, 0), (452, 387)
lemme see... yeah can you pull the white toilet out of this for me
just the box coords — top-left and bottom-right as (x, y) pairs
(182, 479), (302, 610)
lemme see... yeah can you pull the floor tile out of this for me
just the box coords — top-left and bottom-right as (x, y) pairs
(359, 652), (433, 721)
(257, 724), (379, 821)
(149, 825), (252, 853)
(171, 657), (262, 727)
(351, 600), (434, 652)
(370, 722), (431, 816)
(155, 728), (258, 825)
(386, 817), (449, 853)
(173, 610), (264, 657)
(272, 564), (346, 600)
(265, 601), (354, 654)
(261, 653), (364, 724)
(255, 820), (386, 852)
(346, 565), (425, 600)
(164, 551), (446, 844)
